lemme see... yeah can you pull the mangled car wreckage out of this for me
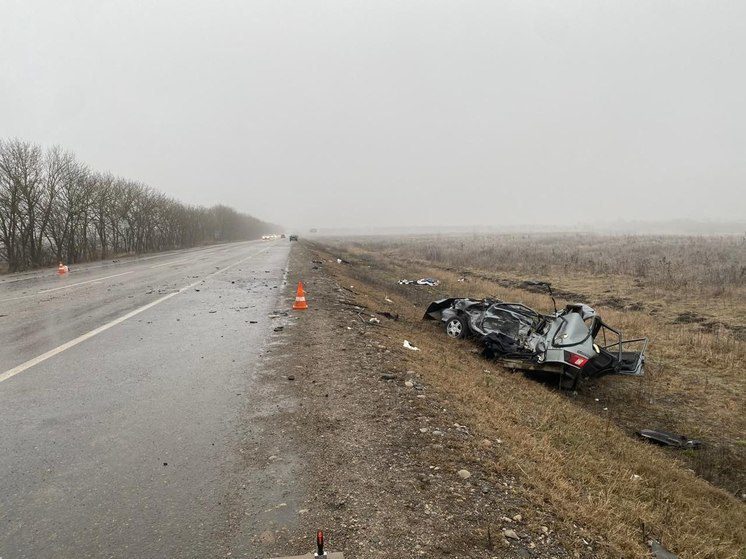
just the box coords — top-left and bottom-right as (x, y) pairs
(425, 297), (647, 388)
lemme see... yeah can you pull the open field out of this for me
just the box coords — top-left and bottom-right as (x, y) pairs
(336, 233), (746, 327)
(306, 234), (745, 557)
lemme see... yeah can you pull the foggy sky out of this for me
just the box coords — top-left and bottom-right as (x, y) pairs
(2, 1), (744, 230)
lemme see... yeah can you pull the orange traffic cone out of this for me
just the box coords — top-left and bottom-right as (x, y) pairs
(292, 281), (308, 310)
(57, 262), (68, 275)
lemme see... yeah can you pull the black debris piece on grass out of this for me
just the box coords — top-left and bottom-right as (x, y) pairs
(637, 429), (702, 449)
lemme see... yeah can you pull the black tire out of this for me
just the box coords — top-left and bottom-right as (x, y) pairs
(445, 316), (468, 339)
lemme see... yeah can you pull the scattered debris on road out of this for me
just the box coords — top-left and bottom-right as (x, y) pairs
(402, 340), (420, 351)
(637, 429), (702, 449)
(269, 311), (289, 318)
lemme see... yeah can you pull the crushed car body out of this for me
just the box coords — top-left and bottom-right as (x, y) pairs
(424, 297), (647, 386)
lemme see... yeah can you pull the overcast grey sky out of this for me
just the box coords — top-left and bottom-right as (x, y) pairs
(2, 1), (744, 230)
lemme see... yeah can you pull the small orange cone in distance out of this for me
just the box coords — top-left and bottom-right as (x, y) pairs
(293, 281), (308, 310)
(57, 262), (68, 275)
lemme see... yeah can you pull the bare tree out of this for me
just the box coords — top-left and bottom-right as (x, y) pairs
(0, 137), (280, 271)
(0, 139), (44, 271)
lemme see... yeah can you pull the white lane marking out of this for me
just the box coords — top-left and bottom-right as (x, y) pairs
(148, 257), (190, 269)
(0, 246), (272, 384)
(37, 271), (134, 294)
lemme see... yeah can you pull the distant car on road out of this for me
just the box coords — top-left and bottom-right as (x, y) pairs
(289, 234), (298, 241)
(280, 234), (286, 238)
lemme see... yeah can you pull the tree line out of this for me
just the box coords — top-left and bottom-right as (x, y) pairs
(0, 138), (280, 272)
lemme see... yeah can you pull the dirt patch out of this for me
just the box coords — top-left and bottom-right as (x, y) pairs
(673, 311), (707, 324)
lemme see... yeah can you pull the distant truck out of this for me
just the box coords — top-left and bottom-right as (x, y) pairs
(289, 234), (298, 241)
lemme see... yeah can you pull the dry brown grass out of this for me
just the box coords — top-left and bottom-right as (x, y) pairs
(339, 233), (746, 295)
(309, 238), (746, 558)
(335, 233), (746, 330)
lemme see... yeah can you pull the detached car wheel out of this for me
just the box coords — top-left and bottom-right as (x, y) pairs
(445, 316), (468, 339)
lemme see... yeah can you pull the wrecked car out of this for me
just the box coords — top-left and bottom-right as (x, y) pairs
(424, 297), (647, 388)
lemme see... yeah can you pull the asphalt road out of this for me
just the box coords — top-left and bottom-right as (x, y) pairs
(0, 240), (296, 558)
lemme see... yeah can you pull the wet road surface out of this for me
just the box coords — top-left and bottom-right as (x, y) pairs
(0, 240), (297, 558)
